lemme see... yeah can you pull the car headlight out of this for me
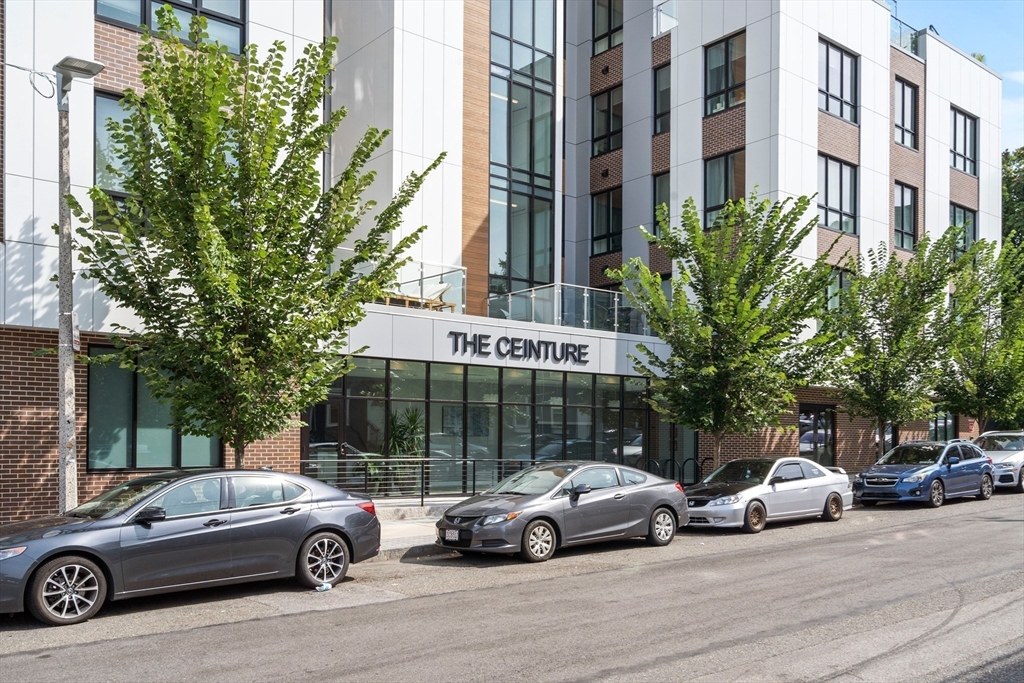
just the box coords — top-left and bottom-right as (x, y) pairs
(995, 462), (1017, 469)
(902, 474), (926, 483)
(481, 511), (523, 525)
(710, 495), (743, 506)
(0, 547), (27, 561)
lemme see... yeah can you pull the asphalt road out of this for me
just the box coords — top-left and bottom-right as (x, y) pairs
(2, 492), (1022, 683)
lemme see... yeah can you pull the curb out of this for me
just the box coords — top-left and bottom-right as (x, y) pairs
(375, 505), (452, 521)
(371, 542), (456, 563)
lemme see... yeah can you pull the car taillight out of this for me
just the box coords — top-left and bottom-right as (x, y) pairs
(356, 501), (376, 516)
(674, 482), (684, 493)
(987, 457), (993, 465)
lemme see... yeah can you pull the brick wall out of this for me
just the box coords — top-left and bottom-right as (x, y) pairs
(818, 110), (859, 166)
(818, 228), (860, 268)
(590, 148), (622, 193)
(95, 22), (145, 94)
(890, 46), (925, 252)
(590, 44), (623, 93)
(462, 0), (491, 315)
(649, 244), (671, 275)
(1, 0), (5, 241)
(589, 251), (624, 287)
(652, 34), (671, 68)
(949, 169), (979, 211)
(702, 104), (745, 159)
(652, 132), (670, 174)
(0, 326), (301, 523)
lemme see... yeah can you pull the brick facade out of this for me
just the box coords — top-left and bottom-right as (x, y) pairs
(94, 22), (145, 94)
(652, 132), (670, 174)
(818, 228), (860, 268)
(1, 0), (5, 241)
(590, 148), (622, 194)
(890, 46), (925, 252)
(817, 110), (860, 166)
(702, 104), (745, 159)
(648, 244), (672, 275)
(949, 169), (979, 211)
(0, 326), (301, 523)
(652, 34), (671, 68)
(589, 251), (624, 288)
(590, 44), (623, 94)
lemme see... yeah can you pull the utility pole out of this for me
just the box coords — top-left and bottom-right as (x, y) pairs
(53, 57), (104, 514)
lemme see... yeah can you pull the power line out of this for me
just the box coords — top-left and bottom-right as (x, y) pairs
(2, 61), (57, 99)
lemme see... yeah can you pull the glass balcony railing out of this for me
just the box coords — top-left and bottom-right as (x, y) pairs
(488, 283), (651, 336)
(335, 248), (467, 315)
(891, 16), (922, 56)
(653, 0), (677, 37)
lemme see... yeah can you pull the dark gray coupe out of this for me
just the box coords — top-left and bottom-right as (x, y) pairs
(0, 470), (379, 626)
(436, 462), (688, 561)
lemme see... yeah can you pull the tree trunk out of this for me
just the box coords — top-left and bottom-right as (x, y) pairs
(713, 431), (724, 473)
(974, 412), (987, 438)
(877, 418), (886, 461)
(234, 443), (246, 469)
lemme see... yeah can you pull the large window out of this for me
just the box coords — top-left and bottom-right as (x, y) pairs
(95, 92), (129, 196)
(87, 347), (220, 470)
(96, 0), (245, 54)
(894, 182), (916, 251)
(705, 149), (745, 226)
(950, 108), (978, 176)
(950, 204), (977, 255)
(593, 188), (623, 255)
(929, 410), (956, 441)
(818, 154), (857, 235)
(593, 0), (623, 55)
(654, 65), (671, 133)
(894, 78), (917, 149)
(827, 269), (852, 311)
(705, 33), (746, 116)
(489, 188), (553, 295)
(653, 172), (670, 236)
(818, 39), (857, 123)
(593, 86), (624, 156)
(799, 405), (835, 468)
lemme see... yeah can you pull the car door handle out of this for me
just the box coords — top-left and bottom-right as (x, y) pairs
(203, 519), (227, 527)
(280, 507), (301, 515)
(613, 493), (626, 500)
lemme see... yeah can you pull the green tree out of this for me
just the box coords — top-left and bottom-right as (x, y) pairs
(935, 239), (1024, 430)
(824, 231), (960, 456)
(610, 194), (837, 471)
(72, 10), (442, 467)
(1003, 147), (1024, 251)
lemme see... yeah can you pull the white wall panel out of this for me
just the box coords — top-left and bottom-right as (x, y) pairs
(31, 179), (59, 247)
(32, 244), (58, 328)
(292, 0), (323, 42)
(4, 241), (34, 326)
(4, 175), (35, 244)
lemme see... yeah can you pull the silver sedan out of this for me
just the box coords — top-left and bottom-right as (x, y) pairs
(435, 462), (689, 562)
(684, 457), (853, 533)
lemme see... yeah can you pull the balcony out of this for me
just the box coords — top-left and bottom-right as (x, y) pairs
(488, 283), (650, 336)
(653, 0), (677, 37)
(336, 248), (467, 315)
(891, 15), (922, 57)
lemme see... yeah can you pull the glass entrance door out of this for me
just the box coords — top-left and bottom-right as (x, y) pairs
(798, 405), (835, 467)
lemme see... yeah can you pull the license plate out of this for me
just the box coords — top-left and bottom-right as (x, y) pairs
(445, 529), (459, 542)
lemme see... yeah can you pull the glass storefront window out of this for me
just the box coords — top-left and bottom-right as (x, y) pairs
(503, 368), (532, 403)
(135, 376), (174, 468)
(798, 405), (835, 467)
(624, 377), (647, 409)
(535, 370), (563, 405)
(596, 375), (621, 408)
(387, 402), (426, 456)
(468, 366), (500, 402)
(346, 358), (386, 397)
(502, 404), (533, 458)
(567, 373), (594, 406)
(431, 364), (464, 402)
(88, 348), (132, 469)
(390, 361), (426, 400)
(344, 399), (386, 455)
(595, 408), (620, 462)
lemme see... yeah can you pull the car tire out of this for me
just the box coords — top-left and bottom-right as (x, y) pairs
(27, 555), (107, 626)
(977, 474), (994, 500)
(859, 500), (877, 508)
(520, 520), (557, 562)
(1016, 473), (1024, 494)
(297, 531), (349, 588)
(742, 501), (766, 534)
(926, 480), (945, 508)
(646, 507), (676, 546)
(823, 493), (843, 521)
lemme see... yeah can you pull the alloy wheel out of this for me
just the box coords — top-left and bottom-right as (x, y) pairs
(930, 481), (944, 507)
(828, 495), (842, 518)
(41, 564), (100, 620)
(306, 538), (346, 583)
(528, 525), (553, 557)
(654, 511), (674, 541)
(980, 476), (993, 499)
(750, 505), (764, 529)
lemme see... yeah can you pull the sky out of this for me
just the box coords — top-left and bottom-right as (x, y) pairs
(890, 0), (1024, 151)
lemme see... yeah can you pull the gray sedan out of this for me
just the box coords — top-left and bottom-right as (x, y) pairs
(435, 462), (688, 562)
(0, 470), (380, 626)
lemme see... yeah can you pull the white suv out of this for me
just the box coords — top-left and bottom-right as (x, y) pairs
(974, 431), (1024, 492)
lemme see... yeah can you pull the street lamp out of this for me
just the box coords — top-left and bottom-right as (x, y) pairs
(53, 56), (104, 514)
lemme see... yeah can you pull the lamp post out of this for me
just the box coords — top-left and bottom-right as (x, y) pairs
(53, 56), (104, 514)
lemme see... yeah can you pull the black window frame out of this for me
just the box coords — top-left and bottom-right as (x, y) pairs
(653, 172), (670, 237)
(818, 154), (858, 235)
(930, 409), (957, 442)
(95, 0), (247, 55)
(94, 90), (130, 203)
(818, 39), (858, 123)
(86, 345), (222, 472)
(894, 78), (917, 149)
(894, 182), (917, 251)
(592, 85), (624, 157)
(705, 149), (745, 227)
(654, 64), (671, 134)
(592, 0), (624, 56)
(705, 32), (746, 117)
(950, 203), (978, 256)
(592, 187), (623, 256)
(827, 268), (852, 311)
(950, 107), (978, 176)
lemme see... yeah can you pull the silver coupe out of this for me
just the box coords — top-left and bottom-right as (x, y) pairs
(435, 462), (689, 562)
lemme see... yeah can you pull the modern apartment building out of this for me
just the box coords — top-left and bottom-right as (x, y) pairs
(0, 0), (1002, 521)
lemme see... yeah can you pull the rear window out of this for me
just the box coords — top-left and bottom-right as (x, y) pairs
(622, 470), (647, 485)
(975, 435), (1023, 452)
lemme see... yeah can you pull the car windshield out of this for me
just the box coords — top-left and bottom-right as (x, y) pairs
(975, 435), (1024, 452)
(67, 474), (181, 520)
(878, 444), (944, 465)
(702, 460), (773, 485)
(486, 465), (578, 495)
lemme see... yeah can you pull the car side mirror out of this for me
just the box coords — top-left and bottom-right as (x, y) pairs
(571, 484), (592, 498)
(768, 476), (785, 486)
(947, 456), (960, 466)
(135, 506), (166, 524)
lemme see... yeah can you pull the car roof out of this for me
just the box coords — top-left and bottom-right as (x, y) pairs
(978, 431), (1024, 436)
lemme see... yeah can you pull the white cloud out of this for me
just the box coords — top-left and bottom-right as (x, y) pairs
(1005, 70), (1024, 85)
(1003, 96), (1024, 151)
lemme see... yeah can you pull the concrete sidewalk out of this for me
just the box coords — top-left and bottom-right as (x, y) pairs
(371, 496), (465, 562)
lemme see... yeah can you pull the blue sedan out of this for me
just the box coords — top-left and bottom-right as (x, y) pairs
(853, 440), (995, 508)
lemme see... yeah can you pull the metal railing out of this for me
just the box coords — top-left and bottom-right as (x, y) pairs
(487, 283), (650, 335)
(334, 247), (467, 314)
(653, 0), (677, 37)
(637, 456), (713, 485)
(890, 16), (922, 57)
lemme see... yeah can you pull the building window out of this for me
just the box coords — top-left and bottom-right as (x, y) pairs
(87, 347), (220, 470)
(653, 172), (670, 236)
(705, 33), (746, 116)
(894, 78), (917, 149)
(817, 154), (857, 235)
(894, 182), (916, 250)
(799, 405), (835, 467)
(95, 92), (129, 196)
(950, 108), (978, 176)
(593, 188), (623, 255)
(705, 150), (745, 226)
(818, 39), (857, 123)
(489, 189), (553, 295)
(593, 86), (623, 156)
(950, 204), (977, 256)
(929, 409), (956, 441)
(593, 0), (623, 55)
(827, 268), (852, 311)
(96, 0), (246, 54)
(654, 65), (671, 134)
